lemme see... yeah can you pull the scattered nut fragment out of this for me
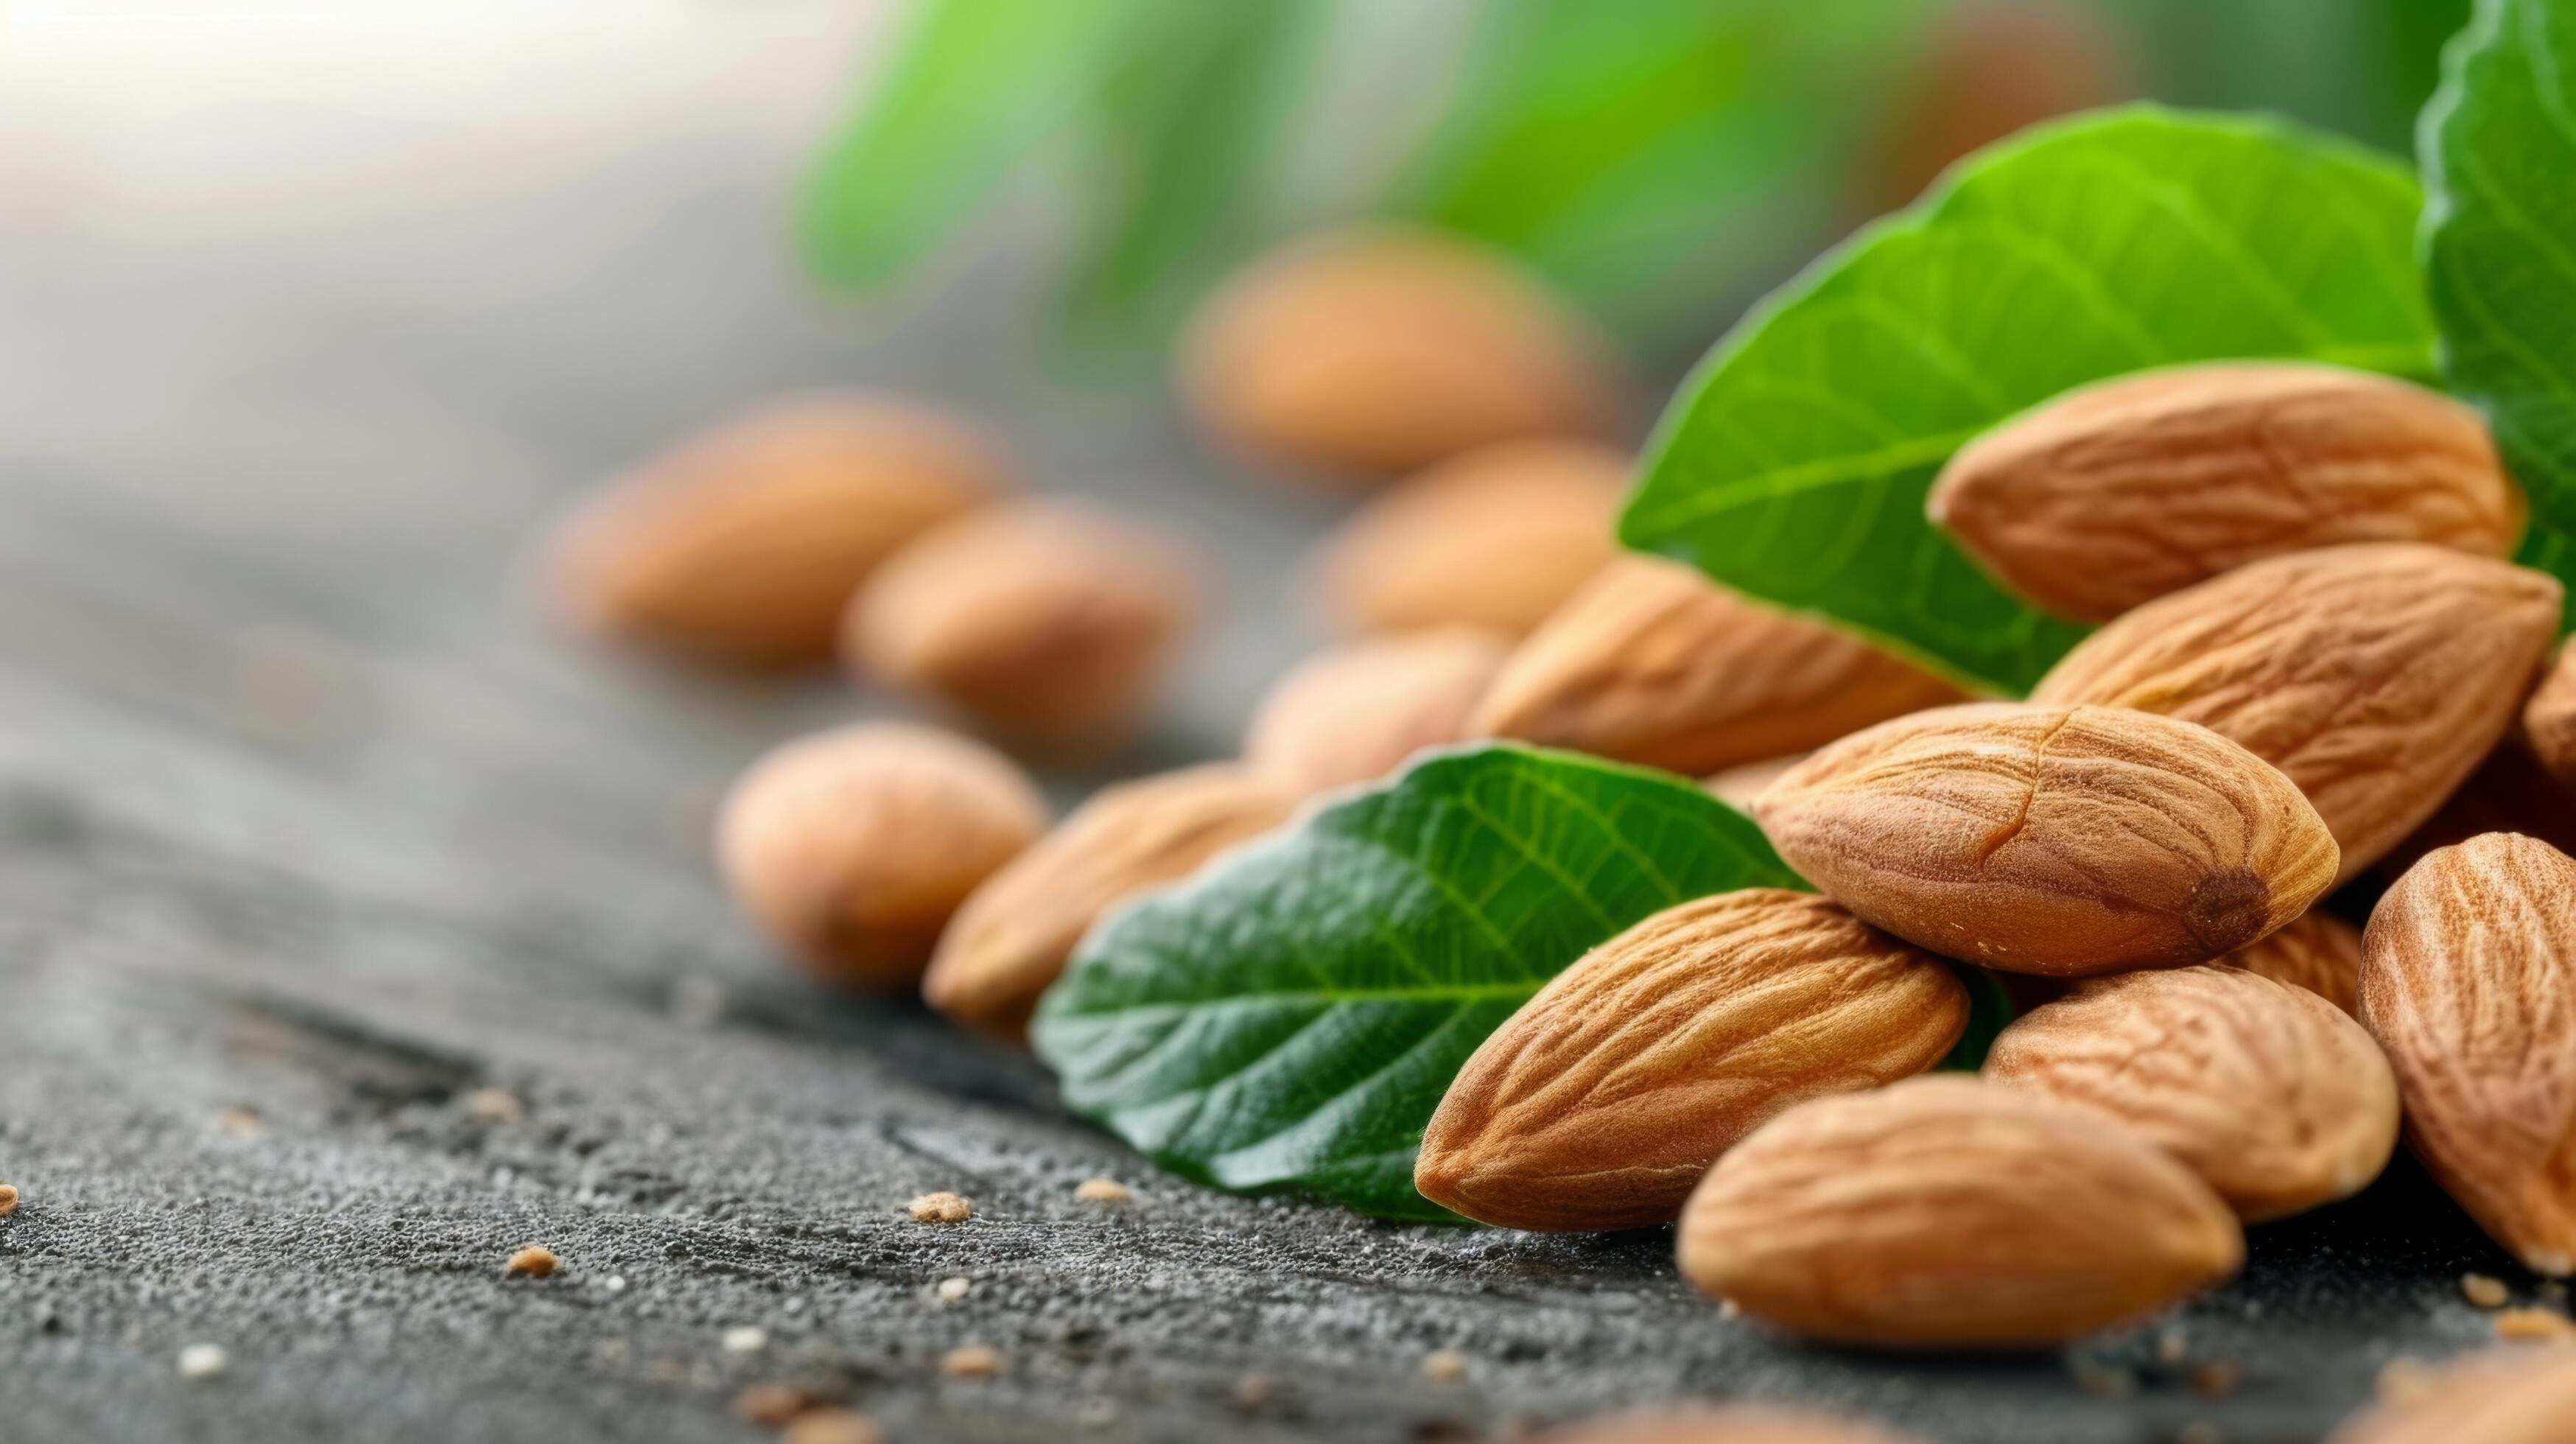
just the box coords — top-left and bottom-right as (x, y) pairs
(1310, 440), (1631, 637)
(2219, 911), (2364, 1017)
(1074, 1178), (1131, 1206)
(1417, 890), (1968, 1231)
(547, 392), (1006, 667)
(1419, 1349), (1468, 1386)
(2031, 544), (2561, 883)
(722, 1325), (768, 1355)
(2361, 833), (2576, 1277)
(1536, 1405), (1923, 1444)
(2465, 1274), (2514, 1309)
(843, 498), (1200, 757)
(734, 1383), (811, 1427)
(936, 1276), (972, 1303)
(923, 764), (1291, 1042)
(939, 1344), (1004, 1379)
(2331, 1345), (2576, 1442)
(908, 1191), (973, 1225)
(782, 1408), (886, 1444)
(1931, 363), (2520, 623)
(0, 1183), (17, 1217)
(1677, 1076), (2242, 1348)
(463, 1087), (524, 1125)
(177, 1343), (229, 1380)
(216, 1105), (264, 1137)
(1474, 557), (1964, 777)
(1244, 629), (1514, 795)
(2495, 1308), (2576, 1342)
(1752, 702), (2337, 976)
(719, 723), (1047, 992)
(505, 1246), (559, 1278)
(1179, 226), (1622, 479)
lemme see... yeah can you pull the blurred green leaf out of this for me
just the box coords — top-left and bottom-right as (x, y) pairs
(1622, 107), (2432, 695)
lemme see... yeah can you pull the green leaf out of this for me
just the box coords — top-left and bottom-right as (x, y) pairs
(1622, 105), (2435, 695)
(2423, 0), (2576, 595)
(1031, 745), (1805, 1222)
(1938, 967), (2015, 1073)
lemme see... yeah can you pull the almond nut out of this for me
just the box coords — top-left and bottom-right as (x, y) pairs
(1751, 701), (2337, 975)
(1310, 440), (1630, 637)
(2522, 645), (2576, 789)
(1179, 227), (1621, 479)
(718, 723), (1047, 990)
(1931, 363), (2521, 622)
(923, 765), (1294, 1043)
(2328, 1345), (2576, 1444)
(1244, 628), (1513, 796)
(2032, 544), (2561, 883)
(2220, 909), (2364, 1017)
(843, 500), (1198, 756)
(1677, 1075), (2242, 1348)
(1415, 889), (1967, 1231)
(1984, 964), (2398, 1220)
(547, 393), (1004, 667)
(1538, 1404), (1922, 1444)
(1473, 557), (1966, 776)
(2362, 833), (2576, 1277)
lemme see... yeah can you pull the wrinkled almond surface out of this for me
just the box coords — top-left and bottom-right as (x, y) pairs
(1931, 363), (2521, 622)
(2328, 1345), (2576, 1444)
(2362, 833), (2576, 1277)
(1416, 890), (1966, 1232)
(1986, 964), (2398, 1220)
(2220, 909), (2365, 1017)
(1245, 628), (1512, 796)
(1538, 1403), (1923, 1444)
(1752, 702), (2337, 975)
(1473, 557), (1965, 776)
(718, 723), (1047, 990)
(2032, 544), (2561, 883)
(923, 765), (1294, 1044)
(1678, 1076), (2242, 1348)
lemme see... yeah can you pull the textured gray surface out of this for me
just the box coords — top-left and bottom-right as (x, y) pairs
(0, 88), (2548, 1444)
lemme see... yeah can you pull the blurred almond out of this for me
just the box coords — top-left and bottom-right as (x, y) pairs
(924, 765), (1291, 1044)
(844, 500), (1198, 757)
(2329, 1345), (2576, 1444)
(1870, 0), (2133, 209)
(1751, 702), (2336, 976)
(548, 392), (1004, 667)
(2220, 910), (2364, 1017)
(1244, 628), (1512, 796)
(1933, 365), (2520, 622)
(2362, 833), (2576, 1277)
(1416, 889), (1966, 1231)
(2523, 645), (2576, 789)
(1475, 557), (1965, 774)
(1310, 440), (1630, 637)
(1985, 964), (2398, 1221)
(1180, 226), (1621, 480)
(718, 723), (1047, 990)
(2032, 544), (2561, 883)
(1538, 1404), (1922, 1444)
(1678, 1076), (2242, 1348)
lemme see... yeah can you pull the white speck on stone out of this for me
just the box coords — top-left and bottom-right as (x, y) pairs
(605, 1276), (628, 1293)
(936, 1276), (971, 1303)
(722, 1326), (767, 1355)
(178, 1345), (228, 1380)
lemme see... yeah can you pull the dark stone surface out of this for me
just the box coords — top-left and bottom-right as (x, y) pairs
(0, 94), (2547, 1444)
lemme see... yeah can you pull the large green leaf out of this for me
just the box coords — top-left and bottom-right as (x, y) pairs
(2423, 0), (2576, 569)
(1031, 745), (1805, 1222)
(1622, 105), (2435, 695)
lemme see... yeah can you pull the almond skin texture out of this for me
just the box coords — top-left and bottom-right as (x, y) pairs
(718, 723), (1047, 990)
(1677, 1076), (2242, 1348)
(1416, 890), (1968, 1232)
(1244, 628), (1513, 796)
(2521, 645), (2576, 790)
(1751, 702), (2337, 976)
(2221, 909), (2365, 1017)
(2032, 544), (2561, 885)
(1538, 1405), (1922, 1444)
(922, 765), (1294, 1043)
(1180, 227), (1621, 480)
(548, 393), (1004, 667)
(1985, 964), (2398, 1221)
(1931, 363), (2521, 622)
(2329, 1345), (2576, 1444)
(1473, 557), (1967, 776)
(1310, 440), (1630, 637)
(2362, 833), (2576, 1277)
(843, 500), (1198, 757)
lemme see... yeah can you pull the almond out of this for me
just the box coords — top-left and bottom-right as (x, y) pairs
(1310, 441), (1630, 637)
(547, 393), (1004, 667)
(2220, 909), (2364, 1017)
(1179, 226), (1621, 479)
(1677, 1076), (2242, 1348)
(1243, 628), (1512, 796)
(717, 724), (1045, 989)
(1984, 964), (2398, 1220)
(1415, 890), (1966, 1232)
(1931, 364), (2521, 622)
(1868, 0), (2132, 211)
(2362, 833), (2576, 1277)
(1538, 1405), (1922, 1444)
(2329, 1345), (2576, 1444)
(843, 500), (1198, 756)
(2523, 645), (2576, 789)
(1473, 557), (1966, 775)
(923, 765), (1294, 1043)
(2032, 544), (2561, 883)
(1751, 702), (2337, 975)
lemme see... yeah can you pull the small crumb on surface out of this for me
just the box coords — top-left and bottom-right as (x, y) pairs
(2155, 1327), (2188, 1366)
(2189, 1360), (2244, 1398)
(463, 1087), (525, 1124)
(1074, 1177), (1131, 1206)
(2071, 1360), (2135, 1398)
(605, 1275), (627, 1293)
(781, 1408), (884, 1444)
(1231, 1373), (1276, 1409)
(1716, 1299), (1741, 1319)
(178, 1344), (228, 1380)
(505, 1246), (559, 1278)
(2494, 1306), (2576, 1342)
(2462, 1272), (2511, 1308)
(908, 1191), (972, 1224)
(1419, 1349), (1468, 1386)
(936, 1276), (971, 1303)
(722, 1325), (768, 1355)
(940, 1344), (1003, 1380)
(0, 1183), (18, 1218)
(216, 1107), (264, 1137)
(732, 1383), (808, 1426)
